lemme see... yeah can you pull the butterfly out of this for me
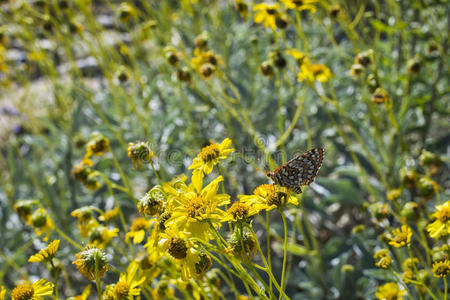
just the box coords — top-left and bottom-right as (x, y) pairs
(266, 148), (323, 194)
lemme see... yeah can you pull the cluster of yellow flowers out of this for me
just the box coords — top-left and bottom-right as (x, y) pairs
(369, 148), (448, 299)
(14, 200), (54, 242)
(7, 137), (305, 299)
(72, 132), (111, 190)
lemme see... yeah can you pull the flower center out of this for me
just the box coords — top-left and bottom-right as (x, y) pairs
(267, 192), (287, 207)
(266, 8), (277, 15)
(195, 252), (212, 275)
(437, 208), (450, 223)
(11, 284), (34, 300)
(228, 202), (249, 221)
(200, 143), (220, 162)
(89, 138), (109, 154)
(168, 237), (188, 259)
(130, 219), (148, 231)
(292, 0), (304, 6)
(394, 233), (407, 244)
(186, 195), (208, 219)
(139, 255), (154, 270)
(435, 265), (449, 277)
(114, 282), (130, 300)
(311, 65), (324, 76)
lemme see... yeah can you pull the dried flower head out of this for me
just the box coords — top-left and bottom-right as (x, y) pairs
(73, 247), (109, 281)
(127, 141), (154, 169)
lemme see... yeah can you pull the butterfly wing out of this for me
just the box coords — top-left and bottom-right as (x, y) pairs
(270, 148), (323, 194)
(288, 148), (323, 188)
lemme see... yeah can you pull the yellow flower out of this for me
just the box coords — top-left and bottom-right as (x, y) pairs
(427, 201), (450, 239)
(127, 141), (154, 169)
(191, 49), (223, 78)
(67, 285), (91, 300)
(402, 257), (419, 270)
(371, 88), (389, 104)
(286, 49), (307, 65)
(159, 228), (212, 280)
(386, 189), (402, 201)
(103, 285), (115, 300)
(281, 0), (317, 12)
(99, 206), (120, 222)
(0, 286), (5, 300)
(235, 0), (249, 20)
(401, 257), (419, 283)
(14, 199), (37, 223)
(126, 218), (152, 244)
(432, 259), (450, 278)
(86, 132), (110, 156)
(88, 225), (119, 248)
(297, 59), (332, 83)
(223, 202), (257, 222)
(189, 138), (234, 175)
(167, 175), (230, 241)
(30, 208), (54, 242)
(72, 163), (101, 190)
(118, 2), (136, 23)
(133, 251), (161, 284)
(253, 3), (279, 30)
(73, 247), (109, 281)
(11, 279), (54, 300)
(138, 186), (165, 217)
(388, 225), (412, 247)
(239, 184), (298, 212)
(402, 268), (414, 283)
(375, 282), (405, 300)
(113, 262), (146, 299)
(152, 280), (175, 299)
(71, 206), (97, 237)
(373, 249), (391, 269)
(29, 240), (60, 263)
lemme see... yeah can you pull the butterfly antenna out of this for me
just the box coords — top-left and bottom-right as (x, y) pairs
(255, 157), (269, 174)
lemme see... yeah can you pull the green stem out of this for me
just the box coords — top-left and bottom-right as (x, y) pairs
(150, 161), (163, 186)
(53, 226), (83, 250)
(279, 211), (288, 300)
(266, 211), (272, 294)
(253, 229), (290, 300)
(110, 151), (136, 203)
(276, 71), (286, 163)
(444, 278), (447, 300)
(50, 260), (59, 300)
(95, 255), (103, 300)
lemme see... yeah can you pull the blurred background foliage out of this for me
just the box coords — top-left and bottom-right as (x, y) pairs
(0, 0), (448, 299)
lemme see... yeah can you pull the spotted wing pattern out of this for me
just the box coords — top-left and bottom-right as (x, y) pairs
(272, 148), (323, 193)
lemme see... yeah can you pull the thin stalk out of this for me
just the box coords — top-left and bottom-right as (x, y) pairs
(50, 260), (59, 300)
(266, 211), (272, 294)
(279, 211), (288, 300)
(53, 226), (83, 250)
(276, 71), (286, 163)
(444, 278), (447, 300)
(95, 255), (103, 300)
(150, 161), (163, 186)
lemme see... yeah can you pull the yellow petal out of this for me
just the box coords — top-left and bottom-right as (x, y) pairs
(192, 169), (204, 193)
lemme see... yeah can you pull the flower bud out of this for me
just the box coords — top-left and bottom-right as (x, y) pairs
(401, 202), (420, 221)
(260, 61), (274, 76)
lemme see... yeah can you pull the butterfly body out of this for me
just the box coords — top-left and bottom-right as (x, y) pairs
(266, 148), (323, 194)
